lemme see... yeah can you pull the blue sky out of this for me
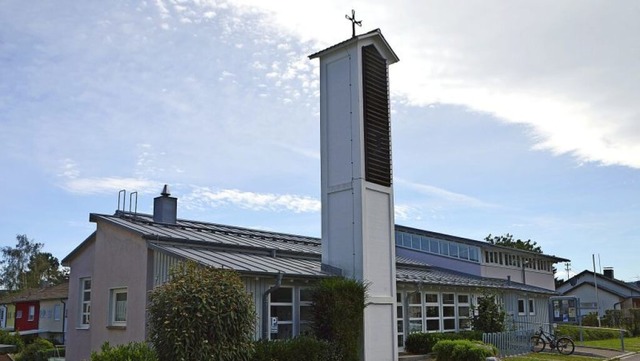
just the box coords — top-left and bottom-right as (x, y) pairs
(1, 0), (638, 282)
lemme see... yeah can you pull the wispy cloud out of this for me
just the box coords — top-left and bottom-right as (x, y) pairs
(396, 178), (498, 209)
(61, 177), (160, 195)
(182, 186), (321, 213)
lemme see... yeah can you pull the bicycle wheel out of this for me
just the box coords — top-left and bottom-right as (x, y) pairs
(556, 337), (575, 355)
(530, 336), (546, 352)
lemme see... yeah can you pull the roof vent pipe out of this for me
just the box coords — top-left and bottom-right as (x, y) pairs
(153, 184), (177, 224)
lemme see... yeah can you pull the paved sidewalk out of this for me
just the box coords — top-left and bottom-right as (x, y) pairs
(573, 345), (636, 360)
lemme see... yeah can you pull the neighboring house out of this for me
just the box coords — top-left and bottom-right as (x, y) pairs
(557, 268), (640, 317)
(0, 296), (16, 332)
(61, 190), (568, 361)
(0, 282), (68, 344)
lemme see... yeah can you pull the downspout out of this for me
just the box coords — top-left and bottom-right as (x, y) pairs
(262, 272), (284, 340)
(61, 299), (66, 345)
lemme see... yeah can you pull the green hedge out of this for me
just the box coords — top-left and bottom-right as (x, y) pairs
(432, 340), (497, 361)
(404, 331), (483, 354)
(311, 277), (367, 361)
(557, 325), (623, 341)
(252, 336), (339, 361)
(90, 342), (157, 361)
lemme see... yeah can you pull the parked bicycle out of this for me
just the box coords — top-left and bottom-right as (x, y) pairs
(530, 326), (575, 355)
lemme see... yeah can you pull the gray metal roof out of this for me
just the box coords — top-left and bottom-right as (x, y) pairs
(150, 242), (326, 278)
(92, 212), (320, 256)
(87, 212), (556, 295)
(396, 266), (557, 295)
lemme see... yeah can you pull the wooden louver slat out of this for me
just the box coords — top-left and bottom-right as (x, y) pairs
(362, 44), (392, 187)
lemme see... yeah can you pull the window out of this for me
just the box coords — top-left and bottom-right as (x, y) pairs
(396, 293), (404, 348)
(517, 299), (526, 315)
(299, 288), (313, 336)
(270, 288), (293, 339)
(80, 278), (91, 327)
(54, 304), (61, 321)
(457, 294), (471, 330)
(16, 310), (23, 319)
(528, 299), (536, 316)
(28, 305), (35, 321)
(407, 292), (423, 334)
(425, 293), (439, 332)
(110, 288), (127, 326)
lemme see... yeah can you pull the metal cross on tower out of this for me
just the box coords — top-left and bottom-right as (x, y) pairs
(345, 9), (362, 38)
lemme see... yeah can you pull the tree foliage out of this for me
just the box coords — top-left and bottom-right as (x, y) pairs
(311, 277), (367, 361)
(0, 234), (67, 291)
(484, 233), (542, 253)
(471, 292), (506, 333)
(148, 262), (255, 361)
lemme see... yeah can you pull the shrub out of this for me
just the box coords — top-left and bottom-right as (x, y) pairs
(17, 338), (54, 361)
(582, 312), (600, 327)
(0, 329), (24, 353)
(34, 347), (65, 361)
(557, 324), (622, 341)
(90, 342), (157, 361)
(404, 331), (483, 354)
(148, 262), (255, 361)
(252, 336), (339, 361)
(311, 277), (367, 361)
(432, 340), (497, 361)
(471, 292), (505, 333)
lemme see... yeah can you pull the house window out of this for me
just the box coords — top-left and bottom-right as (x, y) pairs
(396, 293), (405, 348)
(528, 299), (536, 316)
(54, 304), (61, 321)
(299, 288), (313, 336)
(16, 310), (23, 319)
(442, 293), (456, 331)
(270, 288), (293, 339)
(457, 294), (471, 330)
(28, 306), (35, 321)
(517, 299), (526, 315)
(110, 288), (128, 326)
(80, 278), (91, 327)
(407, 292), (423, 334)
(425, 293), (439, 332)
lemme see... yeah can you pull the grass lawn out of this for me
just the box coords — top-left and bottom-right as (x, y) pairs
(505, 354), (602, 361)
(580, 336), (640, 352)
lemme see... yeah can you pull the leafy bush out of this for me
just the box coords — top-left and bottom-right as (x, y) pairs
(582, 312), (600, 327)
(148, 262), (255, 361)
(404, 331), (483, 354)
(311, 277), (367, 361)
(252, 336), (339, 361)
(90, 342), (157, 361)
(34, 347), (65, 361)
(0, 329), (24, 352)
(17, 338), (54, 361)
(432, 340), (497, 361)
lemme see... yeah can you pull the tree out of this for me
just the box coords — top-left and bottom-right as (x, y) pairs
(471, 291), (506, 333)
(311, 277), (367, 361)
(148, 262), (255, 361)
(0, 234), (67, 291)
(484, 233), (542, 253)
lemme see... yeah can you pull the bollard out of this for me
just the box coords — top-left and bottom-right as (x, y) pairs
(620, 329), (625, 352)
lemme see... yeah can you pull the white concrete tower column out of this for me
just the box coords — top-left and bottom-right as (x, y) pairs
(309, 29), (399, 361)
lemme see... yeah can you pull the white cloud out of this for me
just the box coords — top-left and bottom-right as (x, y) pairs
(182, 186), (321, 213)
(61, 177), (160, 195)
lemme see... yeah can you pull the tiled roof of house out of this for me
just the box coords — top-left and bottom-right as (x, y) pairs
(0, 281), (68, 303)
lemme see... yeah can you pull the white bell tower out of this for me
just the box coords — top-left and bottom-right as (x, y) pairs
(309, 28), (399, 361)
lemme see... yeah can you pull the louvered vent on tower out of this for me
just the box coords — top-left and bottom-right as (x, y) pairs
(362, 44), (392, 187)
